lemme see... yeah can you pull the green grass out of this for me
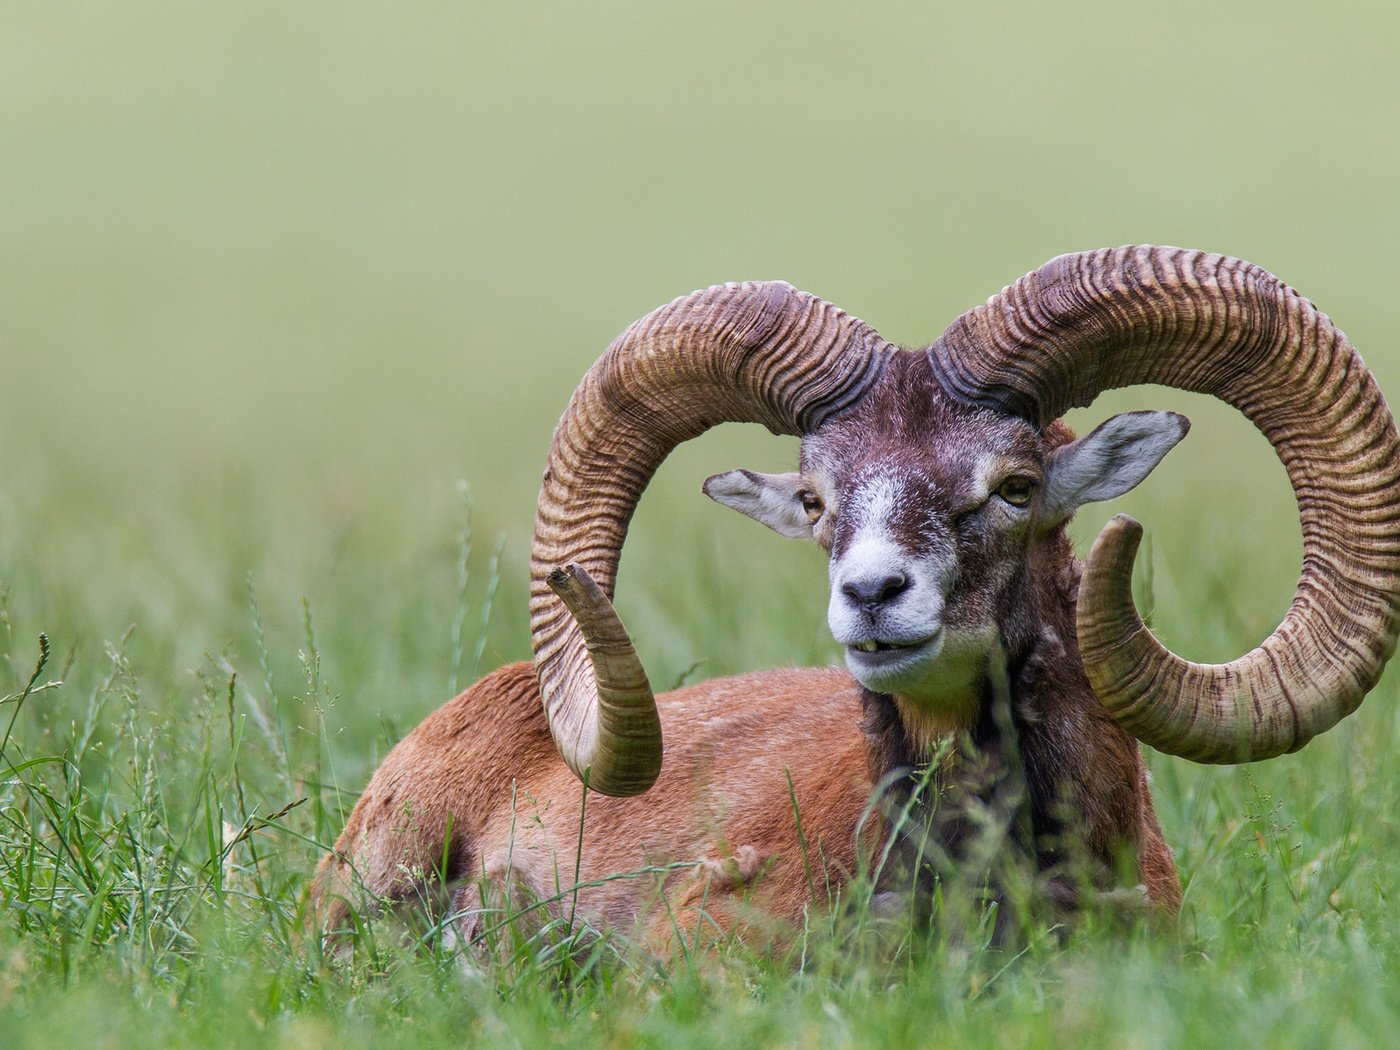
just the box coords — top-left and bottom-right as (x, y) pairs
(2, 472), (1398, 1047)
(4, 1), (1400, 1045)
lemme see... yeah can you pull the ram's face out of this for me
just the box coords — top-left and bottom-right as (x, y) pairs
(806, 410), (1048, 706)
(704, 365), (1188, 709)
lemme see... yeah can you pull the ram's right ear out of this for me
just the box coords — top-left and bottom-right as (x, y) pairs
(702, 470), (816, 540)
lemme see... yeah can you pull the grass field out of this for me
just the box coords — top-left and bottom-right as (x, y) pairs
(3, 3), (1400, 1046)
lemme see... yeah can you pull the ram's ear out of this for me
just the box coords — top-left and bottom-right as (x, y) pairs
(703, 470), (816, 540)
(1041, 411), (1190, 524)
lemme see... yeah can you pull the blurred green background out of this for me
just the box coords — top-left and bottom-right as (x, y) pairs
(2, 0), (1397, 737)
(3, 4), (1400, 1042)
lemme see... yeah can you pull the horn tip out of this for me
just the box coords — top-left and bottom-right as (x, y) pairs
(1104, 513), (1144, 540)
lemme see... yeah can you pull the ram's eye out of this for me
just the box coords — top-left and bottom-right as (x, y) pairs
(798, 490), (824, 522)
(996, 476), (1036, 507)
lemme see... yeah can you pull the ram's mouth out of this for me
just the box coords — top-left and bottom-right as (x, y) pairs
(843, 631), (942, 668)
(842, 631), (946, 692)
(849, 638), (925, 653)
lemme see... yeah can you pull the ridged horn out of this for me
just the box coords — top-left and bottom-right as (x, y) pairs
(532, 281), (894, 795)
(930, 245), (1400, 762)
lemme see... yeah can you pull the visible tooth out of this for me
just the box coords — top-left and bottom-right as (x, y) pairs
(856, 641), (878, 653)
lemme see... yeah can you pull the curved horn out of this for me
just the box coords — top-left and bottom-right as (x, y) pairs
(930, 245), (1400, 762)
(532, 282), (894, 795)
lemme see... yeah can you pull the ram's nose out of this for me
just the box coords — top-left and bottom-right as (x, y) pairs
(840, 570), (910, 612)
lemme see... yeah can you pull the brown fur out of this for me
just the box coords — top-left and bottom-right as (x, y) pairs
(311, 664), (879, 952)
(311, 660), (1177, 954)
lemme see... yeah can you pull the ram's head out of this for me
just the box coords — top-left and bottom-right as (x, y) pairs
(530, 246), (1400, 796)
(705, 375), (1186, 722)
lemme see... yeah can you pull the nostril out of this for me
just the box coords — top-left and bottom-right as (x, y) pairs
(842, 572), (910, 608)
(880, 572), (908, 602)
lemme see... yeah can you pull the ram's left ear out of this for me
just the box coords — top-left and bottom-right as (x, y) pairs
(1041, 411), (1190, 524)
(703, 469), (816, 540)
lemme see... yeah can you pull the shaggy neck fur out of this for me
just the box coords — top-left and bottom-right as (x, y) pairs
(859, 524), (1135, 923)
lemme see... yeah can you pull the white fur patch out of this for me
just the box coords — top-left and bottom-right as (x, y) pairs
(827, 474), (948, 647)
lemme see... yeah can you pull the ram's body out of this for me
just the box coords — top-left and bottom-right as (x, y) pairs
(312, 662), (1177, 950)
